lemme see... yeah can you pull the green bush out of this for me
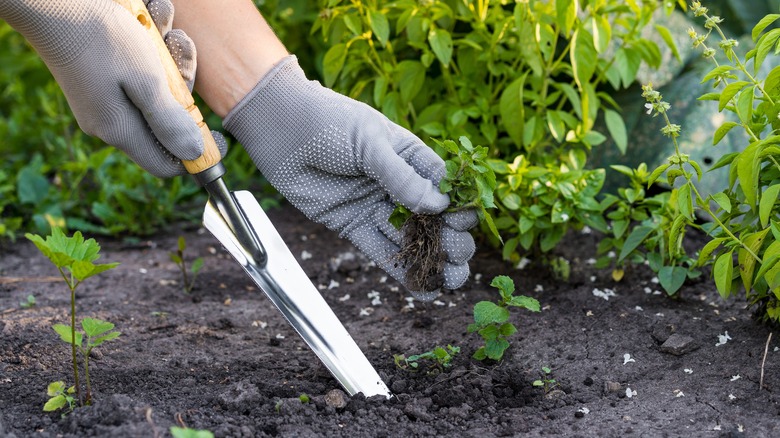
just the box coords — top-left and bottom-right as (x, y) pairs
(313, 0), (684, 259)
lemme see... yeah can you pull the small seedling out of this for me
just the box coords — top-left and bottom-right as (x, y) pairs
(43, 381), (76, 415)
(19, 294), (36, 308)
(532, 366), (559, 394)
(390, 136), (499, 293)
(25, 228), (120, 407)
(394, 345), (460, 373)
(299, 393), (311, 403)
(170, 427), (215, 438)
(468, 275), (540, 361)
(169, 236), (204, 293)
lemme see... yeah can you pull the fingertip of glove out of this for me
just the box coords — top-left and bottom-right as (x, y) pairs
(443, 209), (479, 231)
(443, 262), (470, 290)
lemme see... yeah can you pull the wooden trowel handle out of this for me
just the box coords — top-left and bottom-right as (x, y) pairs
(114, 0), (220, 175)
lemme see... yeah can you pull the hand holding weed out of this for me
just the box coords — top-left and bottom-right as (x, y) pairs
(224, 56), (477, 296)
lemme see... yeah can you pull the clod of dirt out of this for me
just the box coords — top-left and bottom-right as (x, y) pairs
(604, 381), (622, 394)
(651, 324), (676, 344)
(659, 333), (698, 356)
(396, 214), (445, 293)
(324, 389), (349, 409)
(403, 398), (434, 421)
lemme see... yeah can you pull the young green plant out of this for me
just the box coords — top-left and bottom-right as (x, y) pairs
(532, 366), (559, 394)
(19, 294), (36, 308)
(25, 228), (120, 408)
(169, 236), (204, 293)
(43, 380), (76, 415)
(170, 427), (215, 438)
(468, 275), (540, 361)
(393, 345), (460, 374)
(390, 136), (499, 293)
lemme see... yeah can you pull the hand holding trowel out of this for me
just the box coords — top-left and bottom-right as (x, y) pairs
(112, 0), (394, 398)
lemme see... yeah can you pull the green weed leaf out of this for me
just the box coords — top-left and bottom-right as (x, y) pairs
(473, 301), (509, 326)
(428, 28), (453, 66)
(484, 338), (510, 360)
(81, 318), (114, 338)
(759, 184), (780, 228)
(658, 266), (687, 296)
(752, 14), (780, 42)
(714, 251), (734, 299)
(490, 275), (515, 300)
(618, 226), (653, 262)
(604, 110), (627, 154)
(369, 10), (390, 46)
(43, 395), (67, 412)
(323, 43), (348, 87)
(507, 295), (541, 311)
(53, 324), (82, 347)
(713, 121), (738, 145)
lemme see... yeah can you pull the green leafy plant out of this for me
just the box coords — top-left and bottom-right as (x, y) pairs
(169, 236), (204, 293)
(299, 393), (311, 403)
(394, 344), (460, 373)
(593, 163), (701, 295)
(315, 0), (684, 263)
(468, 275), (540, 361)
(390, 136), (498, 293)
(630, 2), (780, 320)
(532, 366), (559, 394)
(19, 294), (36, 308)
(43, 380), (76, 415)
(170, 427), (215, 438)
(25, 228), (120, 407)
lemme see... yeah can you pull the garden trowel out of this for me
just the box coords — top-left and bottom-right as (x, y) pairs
(114, 0), (391, 398)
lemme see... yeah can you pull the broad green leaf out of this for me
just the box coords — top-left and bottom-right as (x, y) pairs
(648, 163), (670, 187)
(736, 86), (754, 122)
(343, 13), (362, 36)
(499, 322), (518, 337)
(53, 324), (82, 347)
(755, 252), (780, 286)
(322, 43), (347, 87)
(191, 257), (204, 274)
(701, 65), (735, 84)
(714, 251), (734, 298)
(92, 331), (121, 346)
(655, 24), (681, 61)
(604, 110), (627, 154)
(478, 324), (500, 341)
(677, 183), (693, 220)
(752, 14), (780, 42)
(618, 226), (653, 262)
(508, 295), (541, 311)
(592, 15), (611, 54)
(571, 27), (597, 90)
(170, 427), (215, 438)
(369, 10), (390, 46)
(556, 0), (577, 35)
(472, 347), (487, 360)
(17, 165), (50, 205)
(484, 338), (511, 360)
(719, 81), (749, 112)
(500, 74), (527, 148)
(760, 184), (780, 228)
(82, 317), (114, 337)
(396, 60), (425, 103)
(43, 395), (67, 412)
(428, 28), (453, 66)
(712, 192), (732, 213)
(47, 381), (66, 397)
(738, 228), (770, 293)
(490, 275), (515, 299)
(737, 141), (762, 209)
(713, 122), (739, 146)
(697, 237), (726, 266)
(658, 266), (687, 296)
(547, 110), (566, 142)
(473, 301), (510, 326)
(388, 205), (411, 229)
(754, 29), (780, 75)
(614, 48), (641, 88)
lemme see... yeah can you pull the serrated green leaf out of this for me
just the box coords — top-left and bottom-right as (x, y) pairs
(92, 331), (120, 346)
(43, 395), (67, 412)
(472, 347), (487, 360)
(82, 317), (114, 337)
(508, 295), (541, 311)
(714, 251), (734, 298)
(478, 324), (500, 341)
(485, 338), (510, 360)
(473, 301), (509, 326)
(53, 324), (82, 347)
(490, 275), (515, 299)
(760, 184), (780, 228)
(388, 205), (411, 229)
(47, 381), (66, 397)
(499, 322), (518, 337)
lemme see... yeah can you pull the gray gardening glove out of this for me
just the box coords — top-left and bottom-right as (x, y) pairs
(224, 56), (478, 298)
(0, 0), (222, 177)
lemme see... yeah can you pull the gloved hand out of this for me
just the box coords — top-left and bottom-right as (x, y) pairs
(0, 0), (223, 177)
(223, 56), (478, 298)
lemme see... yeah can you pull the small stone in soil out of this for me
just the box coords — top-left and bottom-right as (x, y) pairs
(660, 334), (698, 356)
(651, 324), (676, 344)
(583, 377), (594, 386)
(324, 389), (348, 409)
(604, 381), (622, 393)
(575, 411), (585, 418)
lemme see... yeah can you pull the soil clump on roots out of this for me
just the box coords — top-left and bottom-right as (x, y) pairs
(395, 214), (445, 293)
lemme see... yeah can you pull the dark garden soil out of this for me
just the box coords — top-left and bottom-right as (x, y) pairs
(1, 204), (779, 437)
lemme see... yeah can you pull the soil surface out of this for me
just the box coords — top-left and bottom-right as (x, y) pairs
(1, 204), (779, 437)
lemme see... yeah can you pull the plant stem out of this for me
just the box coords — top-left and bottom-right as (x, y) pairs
(83, 346), (92, 405)
(60, 267), (81, 406)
